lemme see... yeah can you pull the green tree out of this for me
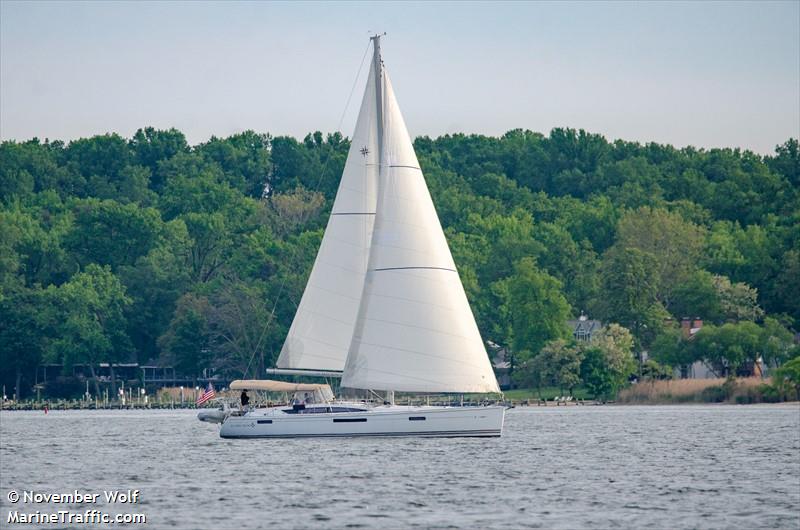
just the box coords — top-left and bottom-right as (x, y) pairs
(0, 206), (71, 288)
(671, 271), (763, 324)
(515, 339), (584, 395)
(198, 131), (272, 198)
(613, 207), (706, 310)
(596, 246), (667, 352)
(264, 188), (326, 236)
(158, 294), (212, 385)
(670, 270), (723, 322)
(0, 286), (46, 399)
(640, 359), (673, 380)
(64, 199), (163, 270)
(496, 257), (571, 357)
(44, 265), (132, 396)
(118, 220), (192, 362)
(0, 139), (83, 199)
(712, 275), (764, 322)
(85, 164), (155, 205)
(158, 160), (236, 219)
(771, 356), (800, 401)
(580, 347), (613, 399)
(766, 138), (799, 187)
(203, 280), (276, 377)
(650, 328), (696, 368)
(579, 324), (636, 399)
(183, 213), (231, 283)
(129, 127), (189, 190)
(759, 317), (799, 367)
(691, 322), (762, 377)
(768, 249), (800, 326)
(62, 134), (133, 189)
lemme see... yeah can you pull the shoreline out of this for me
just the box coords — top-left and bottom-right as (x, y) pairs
(2, 400), (798, 412)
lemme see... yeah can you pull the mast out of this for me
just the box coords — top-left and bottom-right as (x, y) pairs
(370, 33), (384, 164)
(370, 33), (391, 404)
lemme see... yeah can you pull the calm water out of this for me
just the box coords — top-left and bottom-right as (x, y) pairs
(1, 405), (798, 529)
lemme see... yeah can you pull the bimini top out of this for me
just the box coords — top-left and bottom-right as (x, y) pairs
(229, 380), (333, 401)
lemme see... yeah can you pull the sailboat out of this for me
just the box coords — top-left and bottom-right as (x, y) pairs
(214, 35), (504, 438)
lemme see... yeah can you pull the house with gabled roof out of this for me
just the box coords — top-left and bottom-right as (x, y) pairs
(567, 313), (603, 342)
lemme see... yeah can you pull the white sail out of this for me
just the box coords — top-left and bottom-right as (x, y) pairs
(276, 61), (379, 372)
(341, 69), (500, 394)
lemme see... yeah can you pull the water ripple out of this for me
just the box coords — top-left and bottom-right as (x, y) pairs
(1, 405), (798, 529)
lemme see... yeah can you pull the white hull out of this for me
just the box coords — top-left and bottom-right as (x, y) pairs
(218, 404), (505, 439)
(197, 408), (227, 424)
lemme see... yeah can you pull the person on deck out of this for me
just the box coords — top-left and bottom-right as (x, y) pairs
(240, 390), (250, 410)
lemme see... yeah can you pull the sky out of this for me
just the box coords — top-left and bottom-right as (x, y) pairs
(1, 1), (798, 154)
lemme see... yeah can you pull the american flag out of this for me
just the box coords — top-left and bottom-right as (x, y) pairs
(196, 383), (216, 406)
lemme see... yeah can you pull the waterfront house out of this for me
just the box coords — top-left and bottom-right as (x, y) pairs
(675, 317), (716, 378)
(674, 317), (766, 379)
(487, 341), (512, 390)
(567, 313), (603, 342)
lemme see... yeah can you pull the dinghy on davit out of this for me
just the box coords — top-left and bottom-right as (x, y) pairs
(204, 35), (505, 438)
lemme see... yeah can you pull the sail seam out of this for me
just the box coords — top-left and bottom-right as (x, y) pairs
(279, 351), (348, 363)
(387, 165), (421, 170)
(371, 233), (452, 251)
(288, 334), (356, 352)
(331, 212), (376, 215)
(373, 266), (456, 272)
(301, 308), (358, 327)
(368, 292), (457, 312)
(320, 233), (372, 252)
(305, 282), (363, 302)
(343, 363), (494, 389)
(337, 183), (375, 194)
(353, 340), (490, 370)
(309, 258), (363, 275)
(362, 316), (475, 341)
(278, 351), (347, 365)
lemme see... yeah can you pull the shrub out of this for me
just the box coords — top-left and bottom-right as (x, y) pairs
(771, 356), (800, 401)
(700, 385), (727, 402)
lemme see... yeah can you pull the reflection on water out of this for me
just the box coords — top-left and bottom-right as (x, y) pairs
(1, 405), (798, 529)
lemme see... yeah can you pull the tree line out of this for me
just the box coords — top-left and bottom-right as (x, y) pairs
(1, 127), (798, 399)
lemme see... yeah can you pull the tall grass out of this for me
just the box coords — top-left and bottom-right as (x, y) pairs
(617, 377), (775, 404)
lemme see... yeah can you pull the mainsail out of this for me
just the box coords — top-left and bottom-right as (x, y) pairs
(280, 36), (499, 393)
(275, 60), (379, 372)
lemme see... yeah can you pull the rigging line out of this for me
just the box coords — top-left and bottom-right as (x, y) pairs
(242, 39), (373, 380)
